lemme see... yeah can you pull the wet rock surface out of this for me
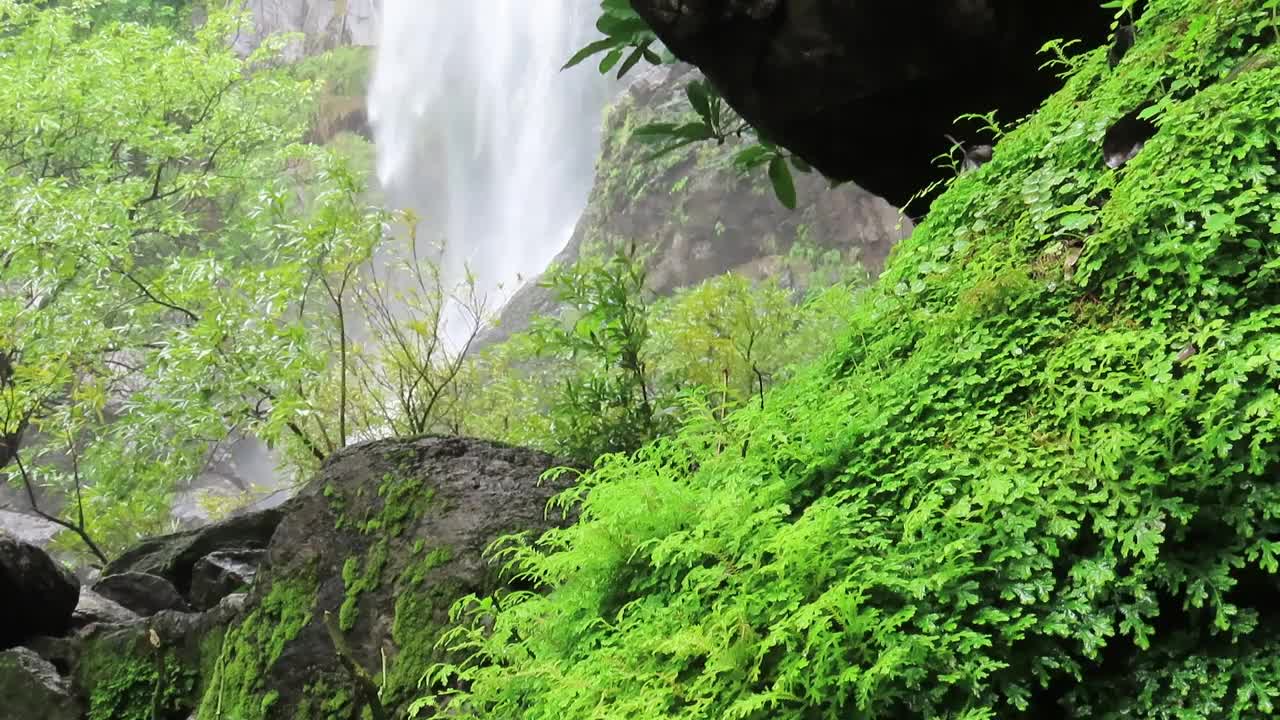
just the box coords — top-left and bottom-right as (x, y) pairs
(71, 588), (141, 630)
(205, 436), (569, 719)
(103, 506), (284, 595)
(0, 530), (79, 649)
(189, 549), (264, 611)
(0, 647), (81, 720)
(92, 572), (190, 618)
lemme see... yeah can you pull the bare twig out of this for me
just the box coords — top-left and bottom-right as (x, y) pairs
(13, 453), (108, 565)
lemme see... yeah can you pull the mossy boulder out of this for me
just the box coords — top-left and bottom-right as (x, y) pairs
(73, 604), (236, 720)
(196, 436), (567, 720)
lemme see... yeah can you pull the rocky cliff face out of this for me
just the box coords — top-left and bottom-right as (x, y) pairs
(490, 62), (909, 342)
(230, 0), (379, 58)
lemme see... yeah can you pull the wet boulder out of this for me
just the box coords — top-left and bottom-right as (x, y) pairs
(92, 572), (189, 617)
(103, 505), (284, 596)
(0, 530), (79, 649)
(189, 549), (264, 611)
(200, 436), (571, 720)
(71, 588), (141, 630)
(0, 648), (81, 720)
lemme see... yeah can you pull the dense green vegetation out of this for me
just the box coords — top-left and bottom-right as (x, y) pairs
(3, 0), (1278, 719)
(0, 2), (387, 558)
(416, 0), (1280, 717)
(459, 248), (863, 463)
(0, 1), (860, 562)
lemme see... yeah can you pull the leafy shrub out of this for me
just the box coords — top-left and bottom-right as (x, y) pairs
(420, 0), (1280, 717)
(528, 250), (668, 462)
(0, 5), (388, 559)
(461, 250), (865, 464)
(87, 0), (193, 27)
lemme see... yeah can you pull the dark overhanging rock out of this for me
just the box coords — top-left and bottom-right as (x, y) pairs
(627, 0), (1120, 208)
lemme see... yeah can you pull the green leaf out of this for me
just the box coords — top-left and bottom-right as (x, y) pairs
(686, 80), (713, 123)
(598, 47), (625, 74)
(733, 145), (773, 171)
(616, 42), (649, 78)
(563, 38), (619, 70)
(768, 156), (797, 209)
(596, 13), (650, 38)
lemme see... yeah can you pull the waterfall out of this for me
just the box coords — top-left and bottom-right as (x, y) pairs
(368, 0), (613, 309)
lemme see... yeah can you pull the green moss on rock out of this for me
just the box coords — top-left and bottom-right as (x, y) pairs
(339, 539), (389, 631)
(82, 647), (199, 720)
(196, 573), (317, 720)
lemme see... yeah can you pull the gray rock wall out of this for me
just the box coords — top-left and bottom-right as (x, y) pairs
(230, 0), (380, 58)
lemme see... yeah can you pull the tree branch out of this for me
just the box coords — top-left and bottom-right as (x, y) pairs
(115, 267), (201, 323)
(13, 453), (108, 565)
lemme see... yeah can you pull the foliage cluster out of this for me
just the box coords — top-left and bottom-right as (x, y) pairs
(0, 2), (389, 560)
(85, 0), (194, 27)
(417, 0), (1280, 717)
(458, 248), (863, 464)
(0, 0), (865, 563)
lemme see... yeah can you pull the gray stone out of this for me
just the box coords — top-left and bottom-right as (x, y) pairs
(486, 63), (909, 346)
(0, 509), (59, 548)
(218, 592), (249, 614)
(0, 648), (80, 720)
(0, 531), (79, 648)
(189, 549), (264, 610)
(71, 588), (141, 629)
(103, 505), (284, 595)
(231, 0), (380, 58)
(92, 572), (188, 617)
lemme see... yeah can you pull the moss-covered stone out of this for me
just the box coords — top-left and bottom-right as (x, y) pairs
(66, 597), (236, 720)
(195, 573), (318, 720)
(83, 651), (197, 720)
(188, 437), (564, 719)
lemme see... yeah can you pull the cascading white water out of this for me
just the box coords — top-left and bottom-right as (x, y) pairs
(368, 0), (613, 308)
